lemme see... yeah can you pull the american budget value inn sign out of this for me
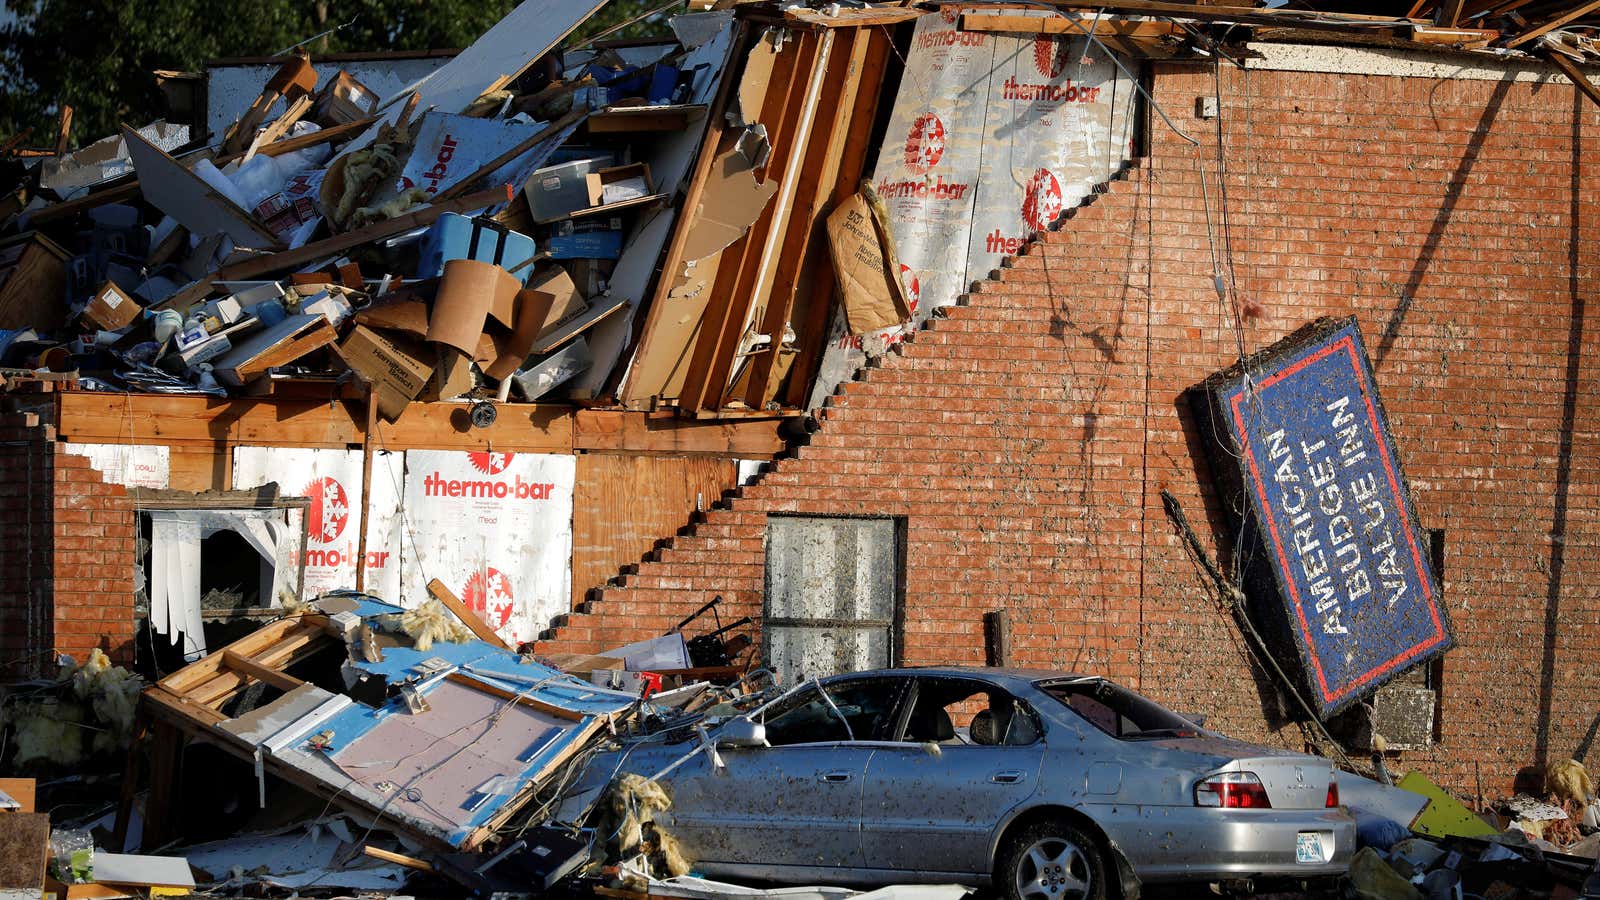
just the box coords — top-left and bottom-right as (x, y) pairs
(1193, 317), (1452, 718)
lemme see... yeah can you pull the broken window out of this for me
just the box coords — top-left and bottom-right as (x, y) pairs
(1039, 677), (1201, 741)
(763, 515), (903, 683)
(140, 503), (305, 663)
(898, 678), (1041, 746)
(761, 679), (905, 746)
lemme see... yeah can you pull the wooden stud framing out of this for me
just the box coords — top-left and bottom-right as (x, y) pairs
(675, 30), (820, 413)
(737, 27), (859, 410)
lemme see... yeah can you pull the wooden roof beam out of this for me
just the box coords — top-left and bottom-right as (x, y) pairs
(1504, 0), (1600, 47)
(1539, 46), (1600, 109)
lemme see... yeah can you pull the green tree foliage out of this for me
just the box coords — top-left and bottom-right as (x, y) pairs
(0, 0), (672, 149)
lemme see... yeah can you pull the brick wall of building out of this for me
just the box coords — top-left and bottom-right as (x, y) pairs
(0, 403), (137, 676)
(540, 57), (1599, 793)
(51, 445), (137, 668)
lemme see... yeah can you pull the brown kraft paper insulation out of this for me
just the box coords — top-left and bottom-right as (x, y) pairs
(827, 187), (913, 335)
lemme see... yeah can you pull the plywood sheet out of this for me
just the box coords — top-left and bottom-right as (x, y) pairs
(571, 454), (735, 608)
(329, 678), (575, 835)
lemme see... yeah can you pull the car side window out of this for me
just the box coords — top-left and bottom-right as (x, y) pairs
(1039, 678), (1202, 741)
(761, 679), (904, 746)
(896, 678), (1042, 746)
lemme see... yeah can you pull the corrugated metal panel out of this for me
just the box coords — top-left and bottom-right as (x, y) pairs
(570, 454), (736, 610)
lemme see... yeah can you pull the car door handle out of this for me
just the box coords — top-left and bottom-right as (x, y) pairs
(819, 770), (853, 783)
(990, 770), (1027, 784)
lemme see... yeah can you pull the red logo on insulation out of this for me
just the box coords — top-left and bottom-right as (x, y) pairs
(900, 265), (920, 313)
(468, 451), (515, 475)
(463, 567), (515, 630)
(1034, 37), (1071, 78)
(904, 113), (946, 175)
(1021, 168), (1064, 231)
(305, 476), (350, 544)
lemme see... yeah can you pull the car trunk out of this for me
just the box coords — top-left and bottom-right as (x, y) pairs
(1144, 736), (1336, 810)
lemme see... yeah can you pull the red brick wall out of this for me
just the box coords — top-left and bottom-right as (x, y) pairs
(52, 445), (137, 668)
(553, 58), (1600, 794)
(0, 404), (137, 676)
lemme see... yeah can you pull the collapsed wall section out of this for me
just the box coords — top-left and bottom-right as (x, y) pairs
(539, 58), (1600, 792)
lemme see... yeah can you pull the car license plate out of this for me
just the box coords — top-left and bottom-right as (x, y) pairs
(1295, 831), (1325, 864)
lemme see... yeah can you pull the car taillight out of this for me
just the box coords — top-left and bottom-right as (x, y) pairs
(1195, 772), (1272, 809)
(1326, 779), (1340, 808)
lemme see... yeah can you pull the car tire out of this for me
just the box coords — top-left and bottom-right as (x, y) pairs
(998, 819), (1109, 900)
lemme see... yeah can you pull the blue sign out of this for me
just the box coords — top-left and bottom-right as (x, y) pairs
(1205, 318), (1451, 717)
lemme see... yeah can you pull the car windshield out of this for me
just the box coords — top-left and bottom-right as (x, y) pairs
(1036, 677), (1201, 740)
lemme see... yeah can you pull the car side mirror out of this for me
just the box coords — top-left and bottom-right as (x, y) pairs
(718, 716), (767, 748)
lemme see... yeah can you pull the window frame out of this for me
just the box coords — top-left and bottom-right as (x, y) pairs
(762, 514), (908, 681)
(889, 676), (1045, 747)
(1035, 676), (1202, 742)
(758, 675), (911, 746)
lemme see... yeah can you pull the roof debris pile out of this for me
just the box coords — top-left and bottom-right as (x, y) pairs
(85, 586), (771, 895)
(3, 0), (1595, 416)
(0, 1), (922, 420)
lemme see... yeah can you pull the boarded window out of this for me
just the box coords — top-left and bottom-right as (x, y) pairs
(764, 516), (901, 683)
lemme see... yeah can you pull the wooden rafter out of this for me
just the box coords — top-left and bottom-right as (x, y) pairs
(1504, 0), (1600, 46)
(1539, 46), (1600, 108)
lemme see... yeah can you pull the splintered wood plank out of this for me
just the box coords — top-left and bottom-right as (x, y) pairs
(1506, 0), (1600, 47)
(783, 7), (925, 26)
(783, 27), (893, 409)
(428, 579), (511, 649)
(958, 12), (1181, 36)
(619, 21), (749, 405)
(1540, 47), (1600, 109)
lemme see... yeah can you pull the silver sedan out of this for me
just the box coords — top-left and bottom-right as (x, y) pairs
(593, 667), (1354, 899)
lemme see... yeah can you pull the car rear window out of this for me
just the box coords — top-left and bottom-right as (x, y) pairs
(1037, 678), (1201, 741)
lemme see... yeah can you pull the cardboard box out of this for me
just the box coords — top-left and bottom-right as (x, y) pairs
(178, 334), (232, 367)
(544, 218), (625, 260)
(312, 70), (378, 126)
(82, 281), (140, 331)
(524, 157), (613, 224)
(585, 162), (652, 208)
(339, 325), (434, 422)
(567, 259), (613, 297)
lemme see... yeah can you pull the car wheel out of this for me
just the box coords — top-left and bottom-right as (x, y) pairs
(999, 819), (1108, 900)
